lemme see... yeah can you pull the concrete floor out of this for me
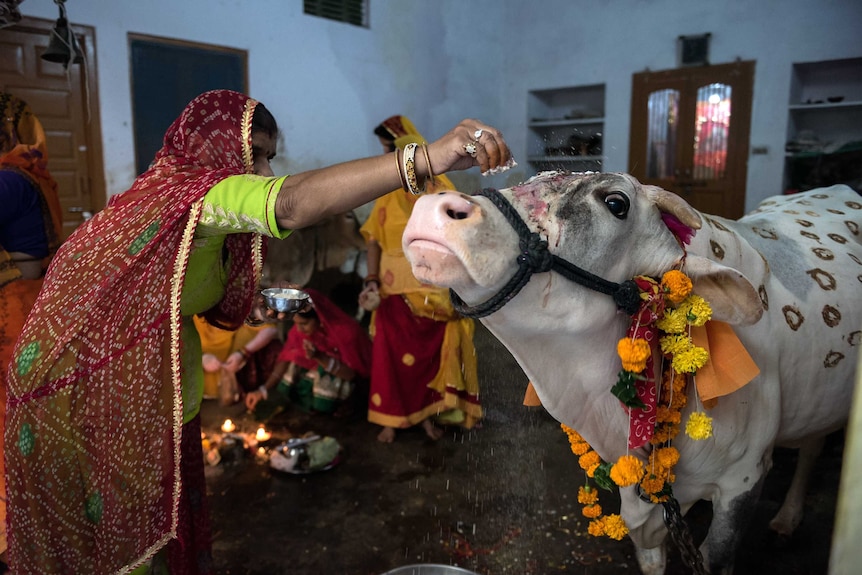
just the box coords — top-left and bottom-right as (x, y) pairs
(200, 323), (842, 575)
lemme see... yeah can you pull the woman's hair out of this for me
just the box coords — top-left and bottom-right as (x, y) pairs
(374, 123), (396, 152)
(252, 102), (278, 138)
(296, 306), (319, 320)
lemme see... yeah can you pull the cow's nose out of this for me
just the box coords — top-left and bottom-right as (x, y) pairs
(437, 192), (479, 221)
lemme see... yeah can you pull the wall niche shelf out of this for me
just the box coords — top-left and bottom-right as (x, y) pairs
(527, 84), (605, 174)
(784, 57), (862, 193)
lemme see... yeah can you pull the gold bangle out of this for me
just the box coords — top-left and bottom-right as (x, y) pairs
(394, 149), (407, 192)
(420, 144), (434, 189)
(401, 142), (424, 195)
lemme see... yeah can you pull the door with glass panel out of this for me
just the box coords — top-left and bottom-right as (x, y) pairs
(629, 61), (753, 219)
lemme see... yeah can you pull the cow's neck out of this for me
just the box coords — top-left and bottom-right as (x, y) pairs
(482, 293), (634, 461)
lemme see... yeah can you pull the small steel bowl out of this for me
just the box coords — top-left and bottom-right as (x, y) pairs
(261, 288), (310, 313)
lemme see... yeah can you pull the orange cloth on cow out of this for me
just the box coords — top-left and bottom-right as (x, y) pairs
(362, 116), (481, 430)
(691, 320), (760, 404)
(523, 382), (542, 406)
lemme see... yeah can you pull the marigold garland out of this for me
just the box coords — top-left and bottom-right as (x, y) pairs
(563, 269), (718, 539)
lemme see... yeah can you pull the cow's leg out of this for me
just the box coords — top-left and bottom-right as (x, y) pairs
(634, 544), (666, 575)
(700, 473), (767, 574)
(768, 435), (825, 537)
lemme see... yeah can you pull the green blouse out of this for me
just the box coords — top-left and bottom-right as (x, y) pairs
(180, 173), (291, 422)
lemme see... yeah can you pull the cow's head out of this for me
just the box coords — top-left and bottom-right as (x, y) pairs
(403, 171), (762, 327)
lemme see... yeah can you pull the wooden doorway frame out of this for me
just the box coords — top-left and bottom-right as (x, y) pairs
(5, 16), (106, 220)
(629, 61), (753, 219)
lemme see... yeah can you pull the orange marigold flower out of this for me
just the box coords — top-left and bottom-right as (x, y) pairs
(640, 474), (666, 495)
(578, 485), (599, 505)
(650, 423), (680, 444)
(609, 455), (645, 487)
(588, 520), (606, 537)
(578, 450), (601, 471)
(582, 504), (603, 518)
(656, 446), (680, 468)
(617, 338), (651, 373)
(602, 515), (629, 540)
(570, 441), (590, 456)
(661, 270), (692, 304)
(561, 423), (582, 442)
(656, 406), (682, 424)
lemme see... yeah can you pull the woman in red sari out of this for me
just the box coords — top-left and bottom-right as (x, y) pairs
(0, 91), (64, 566)
(245, 287), (371, 416)
(4, 89), (510, 574)
(360, 116), (483, 443)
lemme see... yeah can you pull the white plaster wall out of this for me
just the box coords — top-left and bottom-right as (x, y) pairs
(19, 0), (862, 213)
(487, 0), (862, 211)
(18, 0), (465, 203)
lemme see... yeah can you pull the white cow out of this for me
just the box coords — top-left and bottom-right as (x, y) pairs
(402, 171), (861, 574)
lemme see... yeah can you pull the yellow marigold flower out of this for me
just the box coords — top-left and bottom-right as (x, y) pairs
(656, 406), (682, 424)
(617, 338), (651, 373)
(656, 446), (680, 468)
(586, 462), (600, 478)
(570, 441), (590, 456)
(686, 411), (714, 440)
(588, 520), (606, 537)
(578, 485), (599, 505)
(657, 308), (688, 334)
(661, 270), (692, 304)
(660, 333), (691, 355)
(685, 295), (713, 326)
(672, 345), (709, 373)
(579, 450), (601, 471)
(582, 504), (603, 519)
(602, 515), (629, 540)
(610, 454), (645, 487)
(640, 473), (666, 495)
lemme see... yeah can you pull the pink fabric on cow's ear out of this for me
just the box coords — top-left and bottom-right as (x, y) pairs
(661, 212), (695, 245)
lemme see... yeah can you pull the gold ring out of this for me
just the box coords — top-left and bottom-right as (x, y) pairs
(463, 142), (478, 157)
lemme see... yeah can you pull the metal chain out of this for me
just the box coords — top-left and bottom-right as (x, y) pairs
(661, 496), (708, 575)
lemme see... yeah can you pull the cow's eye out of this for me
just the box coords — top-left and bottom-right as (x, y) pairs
(604, 192), (630, 219)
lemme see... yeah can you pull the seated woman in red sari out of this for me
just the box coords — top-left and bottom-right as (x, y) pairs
(245, 288), (371, 418)
(4, 89), (511, 575)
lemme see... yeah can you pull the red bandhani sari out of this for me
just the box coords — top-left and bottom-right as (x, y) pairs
(5, 90), (263, 574)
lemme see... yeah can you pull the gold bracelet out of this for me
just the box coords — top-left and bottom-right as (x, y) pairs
(394, 149), (408, 192)
(401, 142), (424, 195)
(420, 144), (434, 189)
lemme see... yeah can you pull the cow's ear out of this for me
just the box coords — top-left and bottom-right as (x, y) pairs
(684, 255), (764, 326)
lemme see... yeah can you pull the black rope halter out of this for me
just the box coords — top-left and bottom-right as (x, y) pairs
(450, 188), (642, 319)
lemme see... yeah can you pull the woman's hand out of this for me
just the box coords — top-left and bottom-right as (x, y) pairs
(358, 282), (380, 312)
(223, 351), (246, 373)
(302, 339), (318, 360)
(425, 120), (512, 177)
(245, 389), (264, 411)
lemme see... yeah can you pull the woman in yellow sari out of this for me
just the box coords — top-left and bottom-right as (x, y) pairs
(360, 115), (482, 443)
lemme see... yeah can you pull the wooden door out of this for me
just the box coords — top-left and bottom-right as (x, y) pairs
(629, 61), (753, 219)
(0, 16), (105, 239)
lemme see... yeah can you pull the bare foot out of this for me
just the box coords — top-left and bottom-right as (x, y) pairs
(377, 426), (396, 443)
(421, 419), (444, 441)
